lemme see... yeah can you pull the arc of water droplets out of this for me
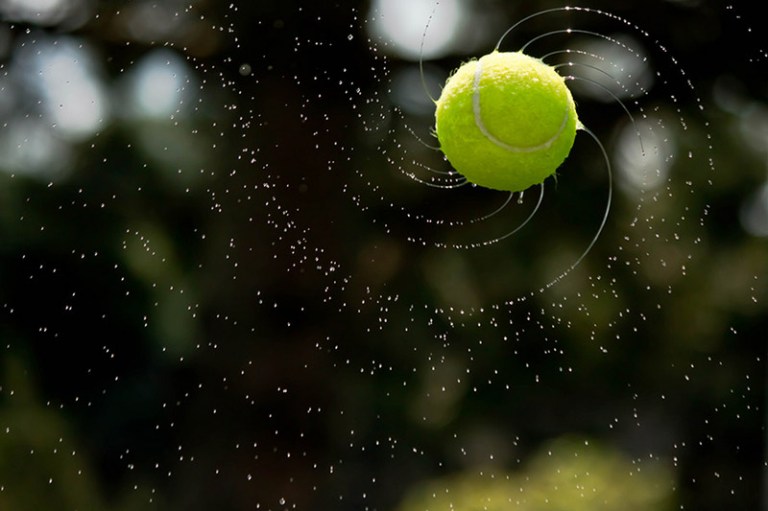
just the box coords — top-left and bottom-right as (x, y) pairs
(352, 4), (713, 299)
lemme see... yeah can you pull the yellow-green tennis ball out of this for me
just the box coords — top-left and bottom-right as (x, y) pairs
(435, 51), (578, 192)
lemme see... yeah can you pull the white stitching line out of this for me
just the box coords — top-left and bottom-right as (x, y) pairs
(472, 57), (569, 153)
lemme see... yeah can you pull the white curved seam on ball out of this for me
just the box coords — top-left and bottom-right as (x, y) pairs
(472, 59), (569, 153)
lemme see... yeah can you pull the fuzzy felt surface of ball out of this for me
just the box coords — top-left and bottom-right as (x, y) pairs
(435, 51), (578, 192)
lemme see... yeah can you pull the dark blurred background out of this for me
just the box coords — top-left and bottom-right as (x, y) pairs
(0, 0), (766, 510)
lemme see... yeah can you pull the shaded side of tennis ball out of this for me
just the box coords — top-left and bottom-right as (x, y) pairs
(435, 51), (578, 192)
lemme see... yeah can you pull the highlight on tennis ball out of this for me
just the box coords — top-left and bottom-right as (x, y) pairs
(435, 50), (579, 193)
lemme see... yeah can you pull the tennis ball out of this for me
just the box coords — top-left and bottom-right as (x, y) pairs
(435, 51), (578, 192)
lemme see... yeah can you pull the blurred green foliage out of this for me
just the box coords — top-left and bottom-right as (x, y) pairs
(0, 355), (106, 510)
(397, 437), (673, 511)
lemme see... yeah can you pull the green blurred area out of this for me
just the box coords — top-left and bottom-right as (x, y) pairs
(398, 436), (674, 511)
